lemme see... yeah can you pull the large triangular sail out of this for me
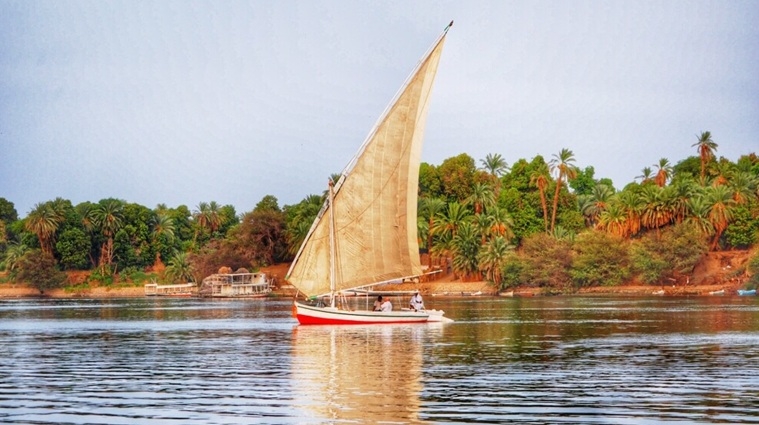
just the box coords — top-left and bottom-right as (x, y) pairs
(287, 23), (451, 297)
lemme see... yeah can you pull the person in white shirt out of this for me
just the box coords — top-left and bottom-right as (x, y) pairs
(409, 291), (424, 311)
(380, 298), (393, 312)
(373, 296), (383, 311)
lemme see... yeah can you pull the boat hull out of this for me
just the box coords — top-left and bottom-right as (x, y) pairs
(294, 301), (448, 325)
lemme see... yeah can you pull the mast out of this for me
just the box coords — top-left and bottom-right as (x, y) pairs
(328, 178), (336, 308)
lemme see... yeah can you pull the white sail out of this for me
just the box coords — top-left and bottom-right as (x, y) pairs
(287, 25), (450, 297)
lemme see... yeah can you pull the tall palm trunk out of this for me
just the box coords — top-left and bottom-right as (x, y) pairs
(550, 179), (561, 233)
(539, 186), (548, 231)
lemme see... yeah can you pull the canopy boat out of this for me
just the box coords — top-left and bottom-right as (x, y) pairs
(286, 22), (454, 325)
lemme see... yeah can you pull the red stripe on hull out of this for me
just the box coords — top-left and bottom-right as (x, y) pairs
(296, 313), (428, 325)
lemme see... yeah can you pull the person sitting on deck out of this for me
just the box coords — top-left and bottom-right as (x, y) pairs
(373, 296), (383, 311)
(409, 291), (424, 311)
(380, 298), (393, 312)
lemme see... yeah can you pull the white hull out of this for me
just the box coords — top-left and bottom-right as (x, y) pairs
(294, 301), (449, 325)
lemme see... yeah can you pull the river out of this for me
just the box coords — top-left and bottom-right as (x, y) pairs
(1, 295), (758, 424)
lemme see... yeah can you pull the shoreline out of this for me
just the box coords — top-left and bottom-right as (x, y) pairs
(0, 279), (741, 299)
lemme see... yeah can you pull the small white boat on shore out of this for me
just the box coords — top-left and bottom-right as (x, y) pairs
(144, 282), (197, 297)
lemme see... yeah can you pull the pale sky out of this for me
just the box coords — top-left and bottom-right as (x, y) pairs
(2, 1), (757, 218)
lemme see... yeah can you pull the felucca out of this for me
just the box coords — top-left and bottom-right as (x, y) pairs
(286, 22), (454, 325)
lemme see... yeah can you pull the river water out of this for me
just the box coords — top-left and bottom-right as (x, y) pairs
(1, 295), (758, 424)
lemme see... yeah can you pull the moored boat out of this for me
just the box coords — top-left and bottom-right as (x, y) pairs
(199, 272), (272, 298)
(286, 22), (454, 325)
(144, 281), (197, 297)
(737, 289), (756, 296)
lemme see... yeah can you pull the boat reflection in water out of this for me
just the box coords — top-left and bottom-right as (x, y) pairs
(290, 324), (442, 423)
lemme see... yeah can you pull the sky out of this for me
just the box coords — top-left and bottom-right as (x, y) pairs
(2, 1), (758, 219)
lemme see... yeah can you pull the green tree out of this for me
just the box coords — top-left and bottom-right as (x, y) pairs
(418, 162), (443, 199)
(438, 153), (477, 202)
(0, 198), (17, 223)
(15, 249), (67, 294)
(232, 208), (288, 267)
(55, 227), (91, 270)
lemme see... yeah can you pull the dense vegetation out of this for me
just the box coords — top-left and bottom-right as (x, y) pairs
(2, 131), (758, 292)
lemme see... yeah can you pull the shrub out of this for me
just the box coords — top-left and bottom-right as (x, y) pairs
(570, 231), (630, 287)
(15, 250), (67, 294)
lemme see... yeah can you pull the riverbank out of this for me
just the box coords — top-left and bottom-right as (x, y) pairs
(0, 258), (748, 299)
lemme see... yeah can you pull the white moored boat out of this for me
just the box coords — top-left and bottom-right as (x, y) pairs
(287, 22), (454, 325)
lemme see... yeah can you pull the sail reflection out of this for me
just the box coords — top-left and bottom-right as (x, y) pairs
(291, 324), (430, 423)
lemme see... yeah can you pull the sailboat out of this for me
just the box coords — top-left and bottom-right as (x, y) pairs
(286, 22), (454, 325)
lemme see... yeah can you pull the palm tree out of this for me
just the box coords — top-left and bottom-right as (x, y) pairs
(709, 160), (734, 187)
(417, 197), (446, 267)
(164, 252), (195, 284)
(653, 158), (673, 187)
(580, 184), (613, 227)
(478, 235), (513, 288)
(486, 206), (514, 241)
(549, 148), (577, 233)
(639, 184), (672, 234)
(636, 166), (654, 184)
(617, 189), (643, 237)
(729, 171), (758, 205)
(431, 202), (473, 241)
(151, 212), (175, 265)
(479, 153), (509, 177)
(471, 212), (493, 245)
(451, 222), (480, 280)
(704, 185), (735, 250)
(91, 200), (124, 271)
(529, 170), (550, 231)
(3, 242), (29, 277)
(479, 153), (508, 197)
(669, 177), (697, 224)
(685, 196), (715, 237)
(192, 201), (222, 242)
(692, 131), (718, 185)
(206, 201), (222, 234)
(465, 182), (495, 215)
(597, 202), (627, 237)
(25, 202), (65, 256)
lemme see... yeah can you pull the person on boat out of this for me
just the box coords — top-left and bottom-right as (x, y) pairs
(380, 297), (393, 312)
(373, 296), (383, 311)
(409, 291), (424, 311)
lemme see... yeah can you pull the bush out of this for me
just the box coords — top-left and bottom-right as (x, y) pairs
(518, 233), (572, 288)
(15, 250), (67, 294)
(570, 231), (630, 287)
(630, 223), (707, 284)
